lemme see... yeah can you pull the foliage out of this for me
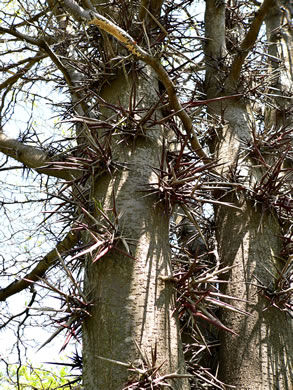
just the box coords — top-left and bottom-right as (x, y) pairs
(0, 363), (79, 390)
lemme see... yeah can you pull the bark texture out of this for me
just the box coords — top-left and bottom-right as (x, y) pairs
(82, 59), (189, 390)
(216, 195), (293, 389)
(212, 104), (293, 390)
(205, 1), (293, 388)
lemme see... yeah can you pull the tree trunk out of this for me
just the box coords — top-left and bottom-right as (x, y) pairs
(204, 1), (293, 388)
(212, 105), (293, 389)
(216, 196), (293, 389)
(43, 2), (189, 387)
(82, 67), (189, 389)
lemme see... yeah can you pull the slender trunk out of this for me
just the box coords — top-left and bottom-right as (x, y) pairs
(208, 99), (293, 390)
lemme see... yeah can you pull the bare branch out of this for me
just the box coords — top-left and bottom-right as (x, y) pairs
(0, 25), (55, 47)
(13, 8), (50, 28)
(0, 230), (79, 301)
(148, 59), (210, 160)
(88, 15), (150, 59)
(62, 0), (92, 21)
(0, 133), (77, 180)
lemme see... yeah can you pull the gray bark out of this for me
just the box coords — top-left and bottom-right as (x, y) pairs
(205, 1), (293, 388)
(82, 68), (189, 389)
(211, 102), (293, 389)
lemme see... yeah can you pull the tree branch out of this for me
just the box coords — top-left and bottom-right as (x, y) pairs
(39, 21), (89, 116)
(0, 133), (77, 180)
(227, 0), (275, 86)
(0, 25), (55, 46)
(0, 24), (75, 91)
(14, 7), (50, 28)
(147, 59), (209, 160)
(0, 230), (79, 301)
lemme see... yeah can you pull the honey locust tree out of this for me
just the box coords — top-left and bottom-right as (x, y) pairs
(0, 1), (292, 389)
